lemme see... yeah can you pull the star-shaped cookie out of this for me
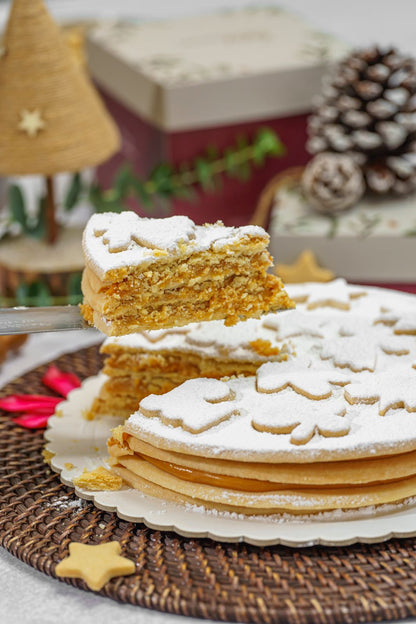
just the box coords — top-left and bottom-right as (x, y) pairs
(55, 541), (135, 591)
(275, 249), (335, 284)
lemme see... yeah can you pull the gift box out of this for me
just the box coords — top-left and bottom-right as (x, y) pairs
(86, 8), (347, 225)
(268, 175), (416, 293)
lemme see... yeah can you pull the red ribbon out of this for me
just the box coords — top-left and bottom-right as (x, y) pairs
(0, 365), (81, 429)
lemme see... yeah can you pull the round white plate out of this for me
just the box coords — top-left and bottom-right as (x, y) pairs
(45, 375), (416, 547)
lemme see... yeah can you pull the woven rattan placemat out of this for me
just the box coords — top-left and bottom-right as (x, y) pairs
(2, 345), (416, 623)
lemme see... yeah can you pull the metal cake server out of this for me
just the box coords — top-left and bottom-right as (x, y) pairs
(0, 304), (292, 335)
(0, 306), (88, 335)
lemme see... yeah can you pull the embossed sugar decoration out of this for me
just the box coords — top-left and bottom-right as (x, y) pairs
(139, 378), (238, 434)
(94, 214), (196, 253)
(308, 46), (416, 195)
(253, 360), (351, 445)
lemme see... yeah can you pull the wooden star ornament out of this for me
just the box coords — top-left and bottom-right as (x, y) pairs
(55, 541), (135, 591)
(18, 109), (46, 137)
(275, 249), (335, 284)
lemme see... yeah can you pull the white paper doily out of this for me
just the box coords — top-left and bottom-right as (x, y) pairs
(45, 375), (416, 547)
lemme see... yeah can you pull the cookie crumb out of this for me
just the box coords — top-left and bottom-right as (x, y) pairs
(73, 466), (122, 491)
(42, 449), (55, 465)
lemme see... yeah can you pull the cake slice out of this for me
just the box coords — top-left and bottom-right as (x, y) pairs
(90, 317), (289, 418)
(81, 212), (294, 336)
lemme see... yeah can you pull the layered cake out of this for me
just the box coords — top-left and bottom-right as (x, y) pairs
(90, 319), (289, 418)
(108, 280), (416, 515)
(81, 212), (294, 336)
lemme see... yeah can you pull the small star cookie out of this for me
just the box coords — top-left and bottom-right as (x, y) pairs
(139, 378), (238, 433)
(55, 541), (135, 591)
(275, 249), (335, 284)
(344, 367), (416, 415)
(252, 393), (349, 445)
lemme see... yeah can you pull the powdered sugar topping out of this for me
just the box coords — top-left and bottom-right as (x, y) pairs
(83, 212), (268, 279)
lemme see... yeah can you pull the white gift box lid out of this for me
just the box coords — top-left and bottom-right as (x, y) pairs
(86, 8), (348, 131)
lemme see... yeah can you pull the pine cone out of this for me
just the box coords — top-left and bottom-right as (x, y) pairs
(302, 153), (365, 213)
(308, 46), (416, 194)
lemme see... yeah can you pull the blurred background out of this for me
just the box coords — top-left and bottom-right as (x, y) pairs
(0, 0), (415, 309)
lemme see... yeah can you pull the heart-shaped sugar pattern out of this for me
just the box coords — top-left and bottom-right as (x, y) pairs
(139, 378), (237, 433)
(252, 393), (349, 445)
(256, 360), (350, 399)
(344, 366), (416, 415)
(95, 214), (196, 253)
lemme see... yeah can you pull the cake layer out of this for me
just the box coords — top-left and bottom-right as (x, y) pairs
(82, 274), (290, 334)
(110, 455), (416, 515)
(81, 212), (294, 335)
(108, 434), (416, 487)
(89, 316), (288, 418)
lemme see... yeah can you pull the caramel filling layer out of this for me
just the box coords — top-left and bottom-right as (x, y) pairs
(141, 453), (280, 492)
(136, 452), (413, 492)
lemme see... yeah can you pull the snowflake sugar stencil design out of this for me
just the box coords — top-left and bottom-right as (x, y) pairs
(139, 378), (237, 433)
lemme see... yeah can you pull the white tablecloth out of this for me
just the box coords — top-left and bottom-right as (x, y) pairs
(2, 0), (416, 621)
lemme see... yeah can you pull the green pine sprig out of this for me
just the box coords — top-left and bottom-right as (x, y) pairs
(5, 127), (285, 239)
(89, 127), (285, 213)
(7, 173), (84, 240)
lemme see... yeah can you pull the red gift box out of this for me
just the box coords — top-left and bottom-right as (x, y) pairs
(87, 9), (347, 225)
